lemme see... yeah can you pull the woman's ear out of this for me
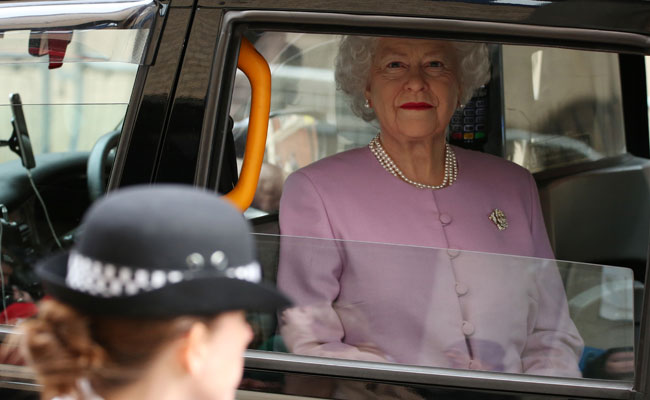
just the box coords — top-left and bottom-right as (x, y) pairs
(454, 87), (462, 109)
(364, 81), (372, 108)
(179, 322), (209, 376)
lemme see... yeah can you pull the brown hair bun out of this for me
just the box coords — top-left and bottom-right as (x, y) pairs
(20, 299), (108, 399)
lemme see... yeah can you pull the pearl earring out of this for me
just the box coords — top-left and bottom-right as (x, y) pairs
(364, 99), (371, 109)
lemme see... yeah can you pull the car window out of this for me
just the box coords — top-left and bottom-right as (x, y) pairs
(246, 234), (636, 381)
(226, 30), (643, 383)
(0, 1), (156, 162)
(0, 1), (155, 332)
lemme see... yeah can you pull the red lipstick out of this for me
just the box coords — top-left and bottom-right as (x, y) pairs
(400, 102), (433, 110)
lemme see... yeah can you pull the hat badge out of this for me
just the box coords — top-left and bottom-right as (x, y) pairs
(210, 251), (228, 271)
(186, 253), (205, 270)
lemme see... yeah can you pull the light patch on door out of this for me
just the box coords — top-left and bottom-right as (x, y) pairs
(531, 50), (543, 101)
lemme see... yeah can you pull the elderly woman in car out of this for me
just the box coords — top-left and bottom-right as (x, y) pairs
(277, 36), (583, 377)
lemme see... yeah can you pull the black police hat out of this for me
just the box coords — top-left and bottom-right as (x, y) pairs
(36, 185), (291, 317)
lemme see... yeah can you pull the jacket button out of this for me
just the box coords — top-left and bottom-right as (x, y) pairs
(447, 248), (460, 259)
(455, 282), (469, 296)
(439, 213), (452, 225)
(462, 321), (475, 336)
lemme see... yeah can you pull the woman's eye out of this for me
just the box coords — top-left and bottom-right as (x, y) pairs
(426, 61), (443, 68)
(387, 61), (403, 69)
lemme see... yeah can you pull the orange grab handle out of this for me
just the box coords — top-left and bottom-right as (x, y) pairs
(224, 37), (271, 212)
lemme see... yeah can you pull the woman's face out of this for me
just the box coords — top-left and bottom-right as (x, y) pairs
(195, 310), (253, 400)
(365, 38), (460, 142)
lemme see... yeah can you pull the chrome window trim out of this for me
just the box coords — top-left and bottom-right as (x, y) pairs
(0, 0), (158, 32)
(0, 336), (636, 396)
(0, 380), (39, 393)
(0, 354), (39, 392)
(0, 325), (14, 336)
(197, 8), (236, 188)
(0, 364), (36, 383)
(245, 351), (634, 399)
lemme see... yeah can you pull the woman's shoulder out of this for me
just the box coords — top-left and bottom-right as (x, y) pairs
(288, 146), (374, 181)
(453, 146), (532, 181)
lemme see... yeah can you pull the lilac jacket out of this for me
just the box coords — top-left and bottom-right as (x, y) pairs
(277, 146), (583, 377)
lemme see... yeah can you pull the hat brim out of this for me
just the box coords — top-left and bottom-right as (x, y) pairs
(36, 253), (292, 317)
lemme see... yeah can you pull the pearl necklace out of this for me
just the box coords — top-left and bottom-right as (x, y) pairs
(368, 134), (458, 190)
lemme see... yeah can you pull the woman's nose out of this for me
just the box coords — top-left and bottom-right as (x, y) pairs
(404, 67), (427, 91)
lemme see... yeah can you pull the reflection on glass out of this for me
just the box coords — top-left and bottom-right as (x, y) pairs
(0, 30), (151, 66)
(0, 62), (138, 106)
(566, 263), (636, 380)
(231, 31), (377, 167)
(0, 59), (137, 162)
(248, 234), (635, 381)
(504, 46), (626, 172)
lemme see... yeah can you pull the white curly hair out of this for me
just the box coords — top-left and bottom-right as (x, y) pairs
(335, 36), (491, 122)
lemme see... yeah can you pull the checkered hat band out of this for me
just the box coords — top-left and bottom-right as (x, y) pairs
(65, 252), (262, 298)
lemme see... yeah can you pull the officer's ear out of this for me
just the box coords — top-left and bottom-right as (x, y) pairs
(179, 321), (210, 375)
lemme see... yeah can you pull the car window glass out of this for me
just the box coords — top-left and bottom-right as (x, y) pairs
(227, 31), (641, 382)
(0, 0), (156, 160)
(0, 69), (138, 325)
(246, 234), (636, 381)
(0, 2), (148, 335)
(0, 62), (137, 160)
(0, 0), (158, 66)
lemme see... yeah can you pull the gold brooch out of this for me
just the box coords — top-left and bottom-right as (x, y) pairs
(489, 209), (508, 231)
